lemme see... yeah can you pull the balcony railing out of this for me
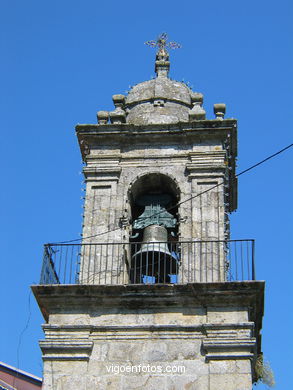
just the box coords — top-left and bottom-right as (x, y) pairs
(40, 239), (255, 285)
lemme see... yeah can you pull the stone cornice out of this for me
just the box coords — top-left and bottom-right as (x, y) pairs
(83, 166), (122, 182)
(77, 125), (236, 150)
(76, 119), (237, 134)
(39, 323), (256, 361)
(42, 322), (255, 333)
(41, 323), (255, 343)
(33, 282), (263, 358)
(76, 119), (237, 162)
(83, 166), (122, 174)
(39, 340), (93, 361)
(186, 151), (227, 171)
(203, 338), (256, 360)
(32, 281), (264, 323)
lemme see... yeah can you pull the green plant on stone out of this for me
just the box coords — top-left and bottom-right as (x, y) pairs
(254, 354), (275, 387)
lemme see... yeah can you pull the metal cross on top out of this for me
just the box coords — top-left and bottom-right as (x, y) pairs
(145, 33), (181, 54)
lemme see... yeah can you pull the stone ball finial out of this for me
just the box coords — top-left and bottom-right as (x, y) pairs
(191, 92), (204, 105)
(112, 94), (125, 108)
(214, 103), (226, 120)
(97, 111), (109, 124)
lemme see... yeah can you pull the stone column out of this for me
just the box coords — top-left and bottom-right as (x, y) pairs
(79, 160), (127, 284)
(185, 151), (226, 282)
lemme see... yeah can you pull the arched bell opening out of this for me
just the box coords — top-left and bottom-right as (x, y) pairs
(128, 173), (180, 284)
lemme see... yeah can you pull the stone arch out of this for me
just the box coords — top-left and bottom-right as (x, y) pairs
(127, 171), (181, 227)
(127, 171), (181, 238)
(127, 172), (181, 283)
(128, 171), (181, 206)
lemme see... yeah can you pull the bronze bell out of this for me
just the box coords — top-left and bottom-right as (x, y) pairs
(132, 225), (178, 283)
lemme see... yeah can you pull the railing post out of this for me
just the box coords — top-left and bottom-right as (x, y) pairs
(252, 240), (256, 280)
(40, 245), (48, 284)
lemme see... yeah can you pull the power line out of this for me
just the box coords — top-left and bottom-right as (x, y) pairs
(236, 143), (293, 177)
(13, 289), (32, 388)
(50, 142), (293, 245)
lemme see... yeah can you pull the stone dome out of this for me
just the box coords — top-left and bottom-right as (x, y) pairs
(125, 76), (193, 125)
(104, 48), (207, 126)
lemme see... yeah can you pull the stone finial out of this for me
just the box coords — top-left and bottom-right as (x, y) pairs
(109, 109), (126, 124)
(214, 103), (226, 120)
(155, 52), (170, 78)
(189, 93), (206, 121)
(109, 94), (126, 124)
(191, 93), (204, 106)
(97, 111), (109, 124)
(112, 94), (125, 108)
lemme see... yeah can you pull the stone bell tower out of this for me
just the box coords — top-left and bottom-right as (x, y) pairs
(33, 34), (264, 390)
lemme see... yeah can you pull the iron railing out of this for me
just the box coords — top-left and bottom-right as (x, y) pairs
(40, 239), (255, 285)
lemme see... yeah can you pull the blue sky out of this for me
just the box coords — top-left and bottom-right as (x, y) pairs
(0, 0), (292, 388)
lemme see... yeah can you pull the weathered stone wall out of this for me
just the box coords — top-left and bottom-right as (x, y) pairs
(82, 142), (227, 241)
(79, 128), (231, 284)
(34, 283), (262, 390)
(42, 351), (252, 390)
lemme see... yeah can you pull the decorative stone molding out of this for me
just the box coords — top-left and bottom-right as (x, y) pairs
(203, 338), (256, 361)
(40, 340), (93, 361)
(41, 323), (255, 343)
(186, 151), (226, 169)
(76, 120), (237, 141)
(85, 155), (121, 164)
(83, 166), (121, 182)
(185, 151), (227, 179)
